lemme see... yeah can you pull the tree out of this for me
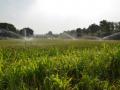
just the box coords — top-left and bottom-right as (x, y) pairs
(0, 23), (20, 38)
(100, 20), (111, 36)
(82, 28), (88, 35)
(76, 28), (82, 37)
(117, 22), (120, 32)
(20, 28), (34, 37)
(87, 24), (100, 35)
(68, 30), (76, 37)
(47, 31), (53, 36)
(114, 22), (120, 33)
(0, 23), (17, 32)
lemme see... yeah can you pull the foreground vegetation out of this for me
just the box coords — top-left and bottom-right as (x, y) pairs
(0, 39), (120, 90)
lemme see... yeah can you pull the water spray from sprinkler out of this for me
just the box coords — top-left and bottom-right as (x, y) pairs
(24, 29), (27, 47)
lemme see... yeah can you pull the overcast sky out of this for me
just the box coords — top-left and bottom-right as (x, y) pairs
(0, 0), (120, 34)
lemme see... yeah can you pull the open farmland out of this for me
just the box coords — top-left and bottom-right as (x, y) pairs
(0, 39), (120, 90)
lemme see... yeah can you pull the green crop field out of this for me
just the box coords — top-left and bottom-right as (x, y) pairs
(0, 39), (120, 90)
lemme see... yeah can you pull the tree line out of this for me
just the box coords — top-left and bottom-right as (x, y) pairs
(0, 23), (34, 38)
(1, 20), (120, 39)
(62, 20), (120, 38)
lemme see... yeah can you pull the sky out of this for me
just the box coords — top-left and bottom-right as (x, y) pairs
(0, 0), (120, 34)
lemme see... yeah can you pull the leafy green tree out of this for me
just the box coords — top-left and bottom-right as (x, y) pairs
(47, 31), (53, 36)
(20, 28), (34, 37)
(87, 24), (100, 35)
(76, 28), (82, 37)
(0, 23), (20, 38)
(117, 22), (120, 32)
(108, 22), (114, 33)
(100, 20), (111, 36)
(0, 23), (17, 32)
(114, 22), (120, 32)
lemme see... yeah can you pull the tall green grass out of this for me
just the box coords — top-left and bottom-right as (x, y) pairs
(0, 40), (120, 90)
